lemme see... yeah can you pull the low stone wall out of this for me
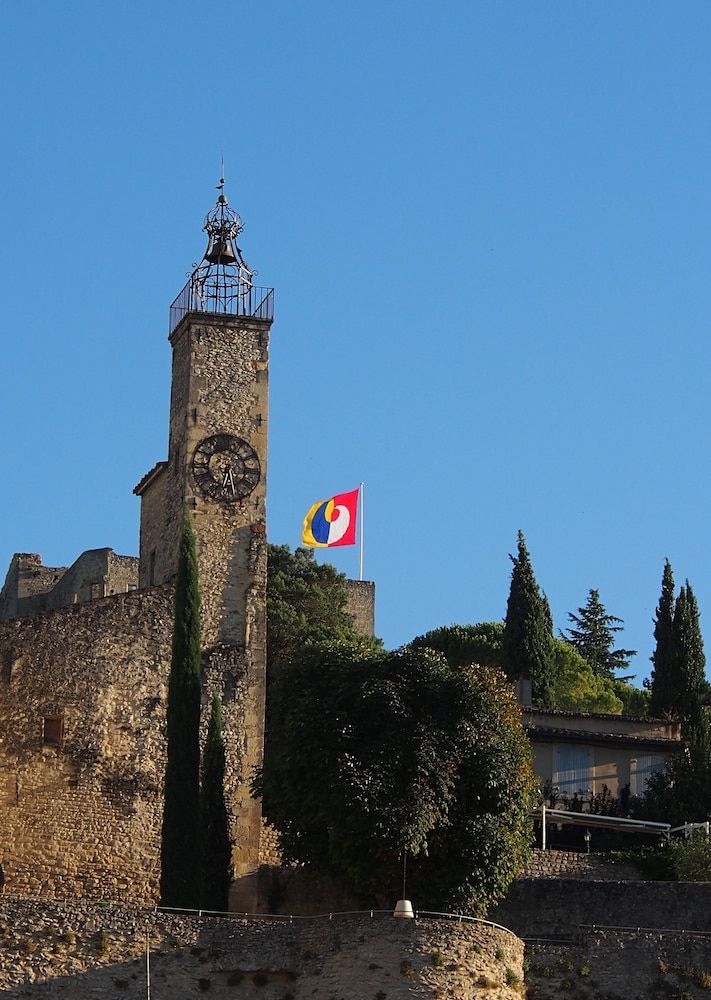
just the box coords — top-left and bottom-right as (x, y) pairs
(526, 929), (711, 1000)
(522, 848), (642, 881)
(491, 878), (711, 938)
(0, 898), (524, 999)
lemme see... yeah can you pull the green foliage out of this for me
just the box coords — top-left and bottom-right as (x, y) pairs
(670, 833), (711, 881)
(200, 693), (231, 912)
(549, 640), (623, 714)
(502, 531), (556, 707)
(255, 643), (535, 915)
(410, 622), (504, 669)
(267, 544), (377, 671)
(650, 560), (676, 717)
(160, 511), (202, 908)
(612, 679), (651, 717)
(639, 718), (711, 825)
(564, 589), (635, 678)
(671, 582), (707, 727)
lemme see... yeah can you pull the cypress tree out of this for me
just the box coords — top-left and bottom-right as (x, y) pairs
(200, 692), (231, 912)
(649, 559), (676, 716)
(564, 589), (636, 679)
(160, 511), (202, 908)
(503, 531), (555, 707)
(671, 581), (706, 727)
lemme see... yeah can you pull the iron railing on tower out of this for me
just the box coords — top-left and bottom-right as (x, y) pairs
(169, 279), (274, 335)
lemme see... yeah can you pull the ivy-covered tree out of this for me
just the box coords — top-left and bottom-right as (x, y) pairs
(200, 693), (231, 912)
(670, 581), (707, 726)
(267, 544), (379, 672)
(254, 641), (535, 915)
(160, 512), (202, 908)
(649, 560), (676, 717)
(564, 588), (636, 679)
(502, 531), (556, 707)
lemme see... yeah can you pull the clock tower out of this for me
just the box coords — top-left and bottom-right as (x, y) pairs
(134, 182), (273, 908)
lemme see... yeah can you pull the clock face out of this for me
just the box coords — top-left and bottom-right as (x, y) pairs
(192, 433), (261, 504)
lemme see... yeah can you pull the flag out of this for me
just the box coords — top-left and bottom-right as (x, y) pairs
(302, 488), (359, 548)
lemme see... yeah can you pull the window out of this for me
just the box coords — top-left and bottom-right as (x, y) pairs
(128, 583), (138, 592)
(630, 754), (665, 796)
(43, 717), (64, 746)
(553, 746), (593, 796)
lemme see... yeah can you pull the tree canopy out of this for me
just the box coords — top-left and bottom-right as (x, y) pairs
(267, 544), (378, 671)
(410, 621), (504, 669)
(563, 588), (636, 679)
(649, 560), (676, 717)
(670, 581), (707, 726)
(255, 641), (535, 915)
(502, 531), (556, 707)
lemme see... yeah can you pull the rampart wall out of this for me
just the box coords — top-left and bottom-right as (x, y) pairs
(490, 877), (711, 938)
(527, 929), (711, 1000)
(0, 587), (174, 902)
(0, 551), (139, 622)
(0, 900), (523, 999)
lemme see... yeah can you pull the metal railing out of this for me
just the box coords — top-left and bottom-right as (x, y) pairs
(169, 279), (274, 334)
(152, 905), (518, 937)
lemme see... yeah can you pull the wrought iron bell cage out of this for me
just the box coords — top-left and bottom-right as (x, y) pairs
(169, 185), (274, 334)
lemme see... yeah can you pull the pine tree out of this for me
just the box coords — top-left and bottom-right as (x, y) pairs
(502, 531), (555, 707)
(649, 560), (676, 717)
(564, 589), (635, 679)
(671, 581), (707, 726)
(200, 693), (231, 912)
(160, 511), (202, 908)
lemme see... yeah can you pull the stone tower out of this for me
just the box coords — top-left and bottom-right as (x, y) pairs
(134, 183), (274, 908)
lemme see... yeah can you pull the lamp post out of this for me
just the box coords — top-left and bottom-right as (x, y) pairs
(393, 853), (414, 919)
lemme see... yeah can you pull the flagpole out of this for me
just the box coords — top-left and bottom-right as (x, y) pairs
(359, 482), (365, 581)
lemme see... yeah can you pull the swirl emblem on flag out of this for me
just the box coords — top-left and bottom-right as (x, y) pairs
(302, 488), (359, 548)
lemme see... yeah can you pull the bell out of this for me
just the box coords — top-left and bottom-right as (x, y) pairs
(205, 238), (237, 265)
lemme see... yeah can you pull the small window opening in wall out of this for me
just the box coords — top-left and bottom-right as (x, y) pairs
(43, 717), (64, 746)
(128, 583), (138, 592)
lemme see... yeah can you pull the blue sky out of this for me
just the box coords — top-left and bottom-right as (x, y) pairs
(1, 2), (710, 684)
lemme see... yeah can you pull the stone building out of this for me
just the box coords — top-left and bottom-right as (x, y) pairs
(0, 185), (282, 910)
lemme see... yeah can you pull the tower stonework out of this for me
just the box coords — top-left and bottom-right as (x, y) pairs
(135, 189), (273, 908)
(0, 184), (273, 910)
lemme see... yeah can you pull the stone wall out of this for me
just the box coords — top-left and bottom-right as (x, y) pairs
(0, 899), (524, 1000)
(521, 848), (642, 881)
(344, 579), (376, 636)
(490, 878), (711, 938)
(0, 551), (139, 622)
(526, 929), (711, 1000)
(0, 587), (174, 903)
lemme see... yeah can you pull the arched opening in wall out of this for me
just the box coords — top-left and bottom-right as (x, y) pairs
(0, 863), (4, 893)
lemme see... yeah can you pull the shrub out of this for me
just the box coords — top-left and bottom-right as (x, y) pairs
(505, 967), (520, 987)
(432, 951), (446, 967)
(495, 946), (505, 961)
(671, 834), (711, 881)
